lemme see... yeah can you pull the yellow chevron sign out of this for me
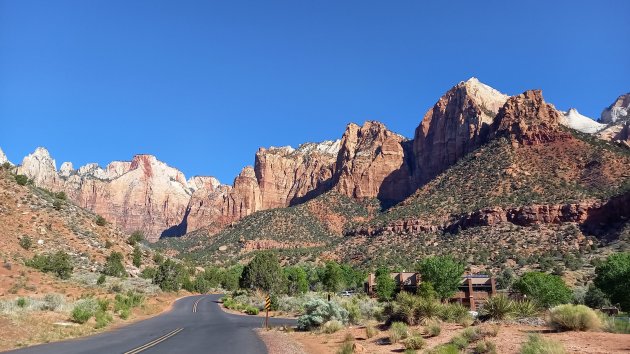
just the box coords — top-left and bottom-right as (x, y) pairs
(265, 295), (271, 310)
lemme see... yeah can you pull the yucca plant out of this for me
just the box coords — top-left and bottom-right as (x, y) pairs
(416, 298), (442, 325)
(514, 299), (539, 318)
(481, 295), (515, 320)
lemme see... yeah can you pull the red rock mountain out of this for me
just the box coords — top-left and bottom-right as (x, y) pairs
(9, 79), (627, 243)
(412, 77), (508, 184)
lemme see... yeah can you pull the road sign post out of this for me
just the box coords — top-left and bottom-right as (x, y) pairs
(264, 295), (271, 329)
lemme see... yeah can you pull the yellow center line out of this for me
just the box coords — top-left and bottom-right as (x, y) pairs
(123, 328), (184, 354)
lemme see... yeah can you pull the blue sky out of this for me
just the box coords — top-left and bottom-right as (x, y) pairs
(1, 1), (629, 183)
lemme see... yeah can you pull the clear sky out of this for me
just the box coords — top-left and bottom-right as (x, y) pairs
(1, 1), (629, 183)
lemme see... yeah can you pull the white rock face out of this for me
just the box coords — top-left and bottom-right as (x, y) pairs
(601, 93), (630, 124)
(17, 147), (59, 188)
(187, 176), (221, 191)
(463, 77), (510, 113)
(59, 162), (74, 177)
(0, 147), (11, 165)
(296, 139), (342, 155)
(560, 108), (606, 134)
(77, 163), (109, 180)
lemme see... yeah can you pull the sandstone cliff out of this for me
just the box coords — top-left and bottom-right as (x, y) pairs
(333, 121), (413, 206)
(412, 77), (508, 185)
(0, 147), (11, 166)
(490, 89), (571, 145)
(255, 140), (339, 209)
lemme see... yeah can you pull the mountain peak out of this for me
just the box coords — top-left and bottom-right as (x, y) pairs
(491, 89), (569, 145)
(601, 92), (630, 124)
(0, 147), (11, 166)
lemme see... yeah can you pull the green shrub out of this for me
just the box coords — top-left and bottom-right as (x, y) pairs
(71, 298), (98, 324)
(102, 252), (126, 278)
(42, 293), (66, 311)
(55, 191), (67, 200)
(549, 304), (601, 331)
(336, 341), (353, 354)
(244, 306), (259, 315)
(593, 252), (630, 311)
(297, 298), (349, 331)
(514, 272), (572, 308)
(119, 308), (130, 320)
(450, 335), (469, 350)
(153, 259), (186, 292)
(427, 344), (460, 354)
(127, 231), (144, 245)
(474, 340), (497, 354)
(584, 285), (610, 309)
(375, 267), (396, 301)
(520, 334), (565, 354)
(463, 327), (484, 342)
(140, 267), (156, 280)
(52, 200), (62, 210)
(17, 297), (27, 308)
(15, 175), (28, 186)
(97, 298), (110, 312)
(389, 321), (408, 343)
(514, 300), (539, 318)
(132, 246), (142, 267)
(97, 274), (106, 285)
(26, 251), (74, 279)
(365, 323), (378, 338)
(95, 311), (113, 328)
(19, 236), (32, 250)
(417, 256), (465, 300)
(440, 302), (469, 322)
(403, 335), (426, 350)
(427, 321), (441, 337)
(322, 320), (344, 334)
(481, 295), (515, 320)
(95, 215), (107, 226)
(416, 298), (442, 324)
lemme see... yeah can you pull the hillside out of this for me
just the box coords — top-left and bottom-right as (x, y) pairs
(154, 191), (379, 265)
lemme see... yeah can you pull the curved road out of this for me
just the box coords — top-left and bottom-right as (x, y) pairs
(5, 294), (296, 354)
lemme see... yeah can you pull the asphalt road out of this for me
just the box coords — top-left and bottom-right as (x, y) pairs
(5, 294), (296, 354)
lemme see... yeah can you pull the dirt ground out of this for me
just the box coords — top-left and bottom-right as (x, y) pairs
(289, 322), (630, 354)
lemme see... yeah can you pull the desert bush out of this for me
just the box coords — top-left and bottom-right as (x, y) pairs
(462, 327), (483, 342)
(244, 306), (259, 315)
(297, 297), (349, 331)
(583, 285), (610, 309)
(365, 322), (378, 338)
(548, 304), (601, 331)
(427, 344), (460, 354)
(450, 335), (469, 350)
(427, 321), (441, 337)
(119, 308), (130, 320)
(95, 310), (113, 328)
(95, 215), (107, 226)
(127, 231), (144, 245)
(97, 274), (106, 285)
(103, 252), (126, 278)
(520, 334), (565, 354)
(389, 321), (408, 343)
(42, 293), (66, 311)
(514, 299), (539, 318)
(474, 340), (497, 354)
(132, 246), (142, 267)
(403, 334), (426, 350)
(15, 175), (28, 186)
(336, 340), (353, 354)
(16, 297), (27, 308)
(440, 302), (469, 322)
(71, 298), (98, 324)
(19, 236), (32, 250)
(322, 320), (343, 333)
(481, 294), (515, 320)
(26, 251), (74, 279)
(416, 298), (442, 324)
